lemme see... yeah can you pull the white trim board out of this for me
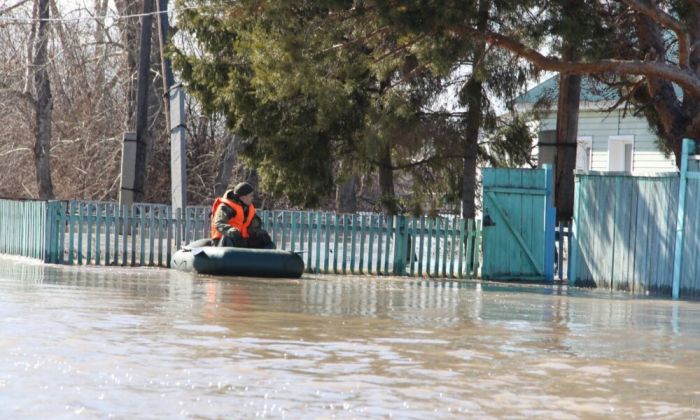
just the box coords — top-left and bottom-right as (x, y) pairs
(608, 135), (634, 172)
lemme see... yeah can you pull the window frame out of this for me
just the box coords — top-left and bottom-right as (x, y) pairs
(608, 135), (635, 172)
(576, 136), (593, 171)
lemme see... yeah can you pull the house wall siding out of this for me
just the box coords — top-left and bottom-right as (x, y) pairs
(539, 109), (677, 173)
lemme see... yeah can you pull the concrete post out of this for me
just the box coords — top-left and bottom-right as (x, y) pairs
(169, 84), (187, 212)
(119, 131), (137, 208)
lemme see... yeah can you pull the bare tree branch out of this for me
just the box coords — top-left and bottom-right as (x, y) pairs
(619, 0), (689, 68)
(373, 34), (426, 64)
(323, 25), (390, 52)
(0, 0), (31, 15)
(23, 0), (37, 94)
(0, 147), (31, 157)
(0, 88), (37, 107)
(445, 25), (700, 99)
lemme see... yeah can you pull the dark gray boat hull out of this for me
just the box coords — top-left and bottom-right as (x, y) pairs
(172, 246), (305, 278)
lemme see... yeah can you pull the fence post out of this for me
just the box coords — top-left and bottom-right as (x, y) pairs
(393, 215), (407, 275)
(568, 174), (581, 283)
(672, 138), (694, 300)
(43, 201), (60, 263)
(543, 164), (555, 282)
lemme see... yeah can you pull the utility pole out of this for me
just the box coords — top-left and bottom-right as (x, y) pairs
(155, 0), (174, 120)
(133, 0), (154, 204)
(155, 0), (187, 212)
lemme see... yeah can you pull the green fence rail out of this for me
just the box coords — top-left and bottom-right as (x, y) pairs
(0, 199), (47, 260)
(1, 199), (482, 278)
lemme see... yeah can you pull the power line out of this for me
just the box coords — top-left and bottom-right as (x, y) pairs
(0, 5), (204, 23)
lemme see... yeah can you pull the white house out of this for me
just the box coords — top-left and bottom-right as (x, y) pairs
(516, 76), (677, 173)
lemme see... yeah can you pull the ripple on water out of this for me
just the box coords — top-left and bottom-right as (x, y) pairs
(1, 257), (700, 418)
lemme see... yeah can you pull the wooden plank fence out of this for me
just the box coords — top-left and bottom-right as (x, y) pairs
(1, 199), (482, 279)
(568, 139), (700, 298)
(0, 199), (47, 260)
(569, 172), (680, 295)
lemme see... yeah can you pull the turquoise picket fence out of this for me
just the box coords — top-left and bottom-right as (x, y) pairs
(25, 200), (482, 278)
(0, 199), (47, 260)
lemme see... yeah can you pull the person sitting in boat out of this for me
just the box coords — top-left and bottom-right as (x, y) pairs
(210, 182), (275, 249)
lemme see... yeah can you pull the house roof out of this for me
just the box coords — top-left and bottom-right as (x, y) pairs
(515, 76), (620, 104)
(516, 75), (683, 106)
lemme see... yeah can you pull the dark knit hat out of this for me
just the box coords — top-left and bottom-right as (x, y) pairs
(233, 182), (254, 197)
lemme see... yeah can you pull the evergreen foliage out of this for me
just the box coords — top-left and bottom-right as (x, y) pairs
(174, 0), (535, 214)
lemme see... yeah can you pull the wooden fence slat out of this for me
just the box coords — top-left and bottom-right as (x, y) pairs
(149, 206), (155, 267)
(67, 201), (76, 265)
(408, 218), (416, 277)
(435, 218), (443, 277)
(426, 218), (434, 276)
(87, 203), (95, 265)
(309, 211), (321, 274)
(272, 210), (280, 249)
(449, 218), (457, 278)
(367, 215), (375, 274)
(350, 214), (357, 274)
(296, 211), (301, 252)
(341, 214), (349, 275)
(121, 205), (128, 266)
(113, 204), (119, 266)
(376, 215), (384, 275)
(157, 208), (164, 267)
(473, 219), (482, 276)
(457, 218), (465, 278)
(139, 206), (146, 266)
(303, 212), (310, 272)
(291, 211), (298, 253)
(281, 211), (288, 250)
(130, 206), (136, 266)
(383, 215), (391, 275)
(58, 203), (66, 264)
(174, 207), (182, 253)
(105, 204), (112, 265)
(95, 203), (102, 265)
(323, 212), (331, 273)
(332, 213), (339, 274)
(166, 206), (173, 268)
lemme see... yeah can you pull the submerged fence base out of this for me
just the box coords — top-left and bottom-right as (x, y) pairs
(0, 199), (482, 279)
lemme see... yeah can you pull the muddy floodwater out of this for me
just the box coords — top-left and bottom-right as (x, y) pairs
(1, 256), (700, 418)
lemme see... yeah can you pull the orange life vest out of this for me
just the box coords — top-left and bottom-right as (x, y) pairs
(210, 197), (256, 240)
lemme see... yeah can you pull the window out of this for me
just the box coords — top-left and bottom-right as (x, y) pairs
(576, 136), (593, 170)
(608, 135), (634, 172)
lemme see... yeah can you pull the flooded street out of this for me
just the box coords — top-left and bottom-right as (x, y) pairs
(1, 256), (699, 418)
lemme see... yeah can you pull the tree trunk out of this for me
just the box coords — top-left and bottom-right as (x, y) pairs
(554, 70), (581, 222)
(460, 0), (488, 220)
(378, 141), (397, 215)
(93, 0), (109, 110)
(33, 0), (54, 199)
(23, 0), (37, 94)
(335, 174), (358, 214)
(461, 77), (481, 220)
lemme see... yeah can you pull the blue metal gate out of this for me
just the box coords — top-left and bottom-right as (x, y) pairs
(481, 166), (555, 281)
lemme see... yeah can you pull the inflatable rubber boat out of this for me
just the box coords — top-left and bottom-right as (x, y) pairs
(171, 239), (305, 278)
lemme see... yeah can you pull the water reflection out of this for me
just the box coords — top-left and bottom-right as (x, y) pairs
(1, 256), (700, 418)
